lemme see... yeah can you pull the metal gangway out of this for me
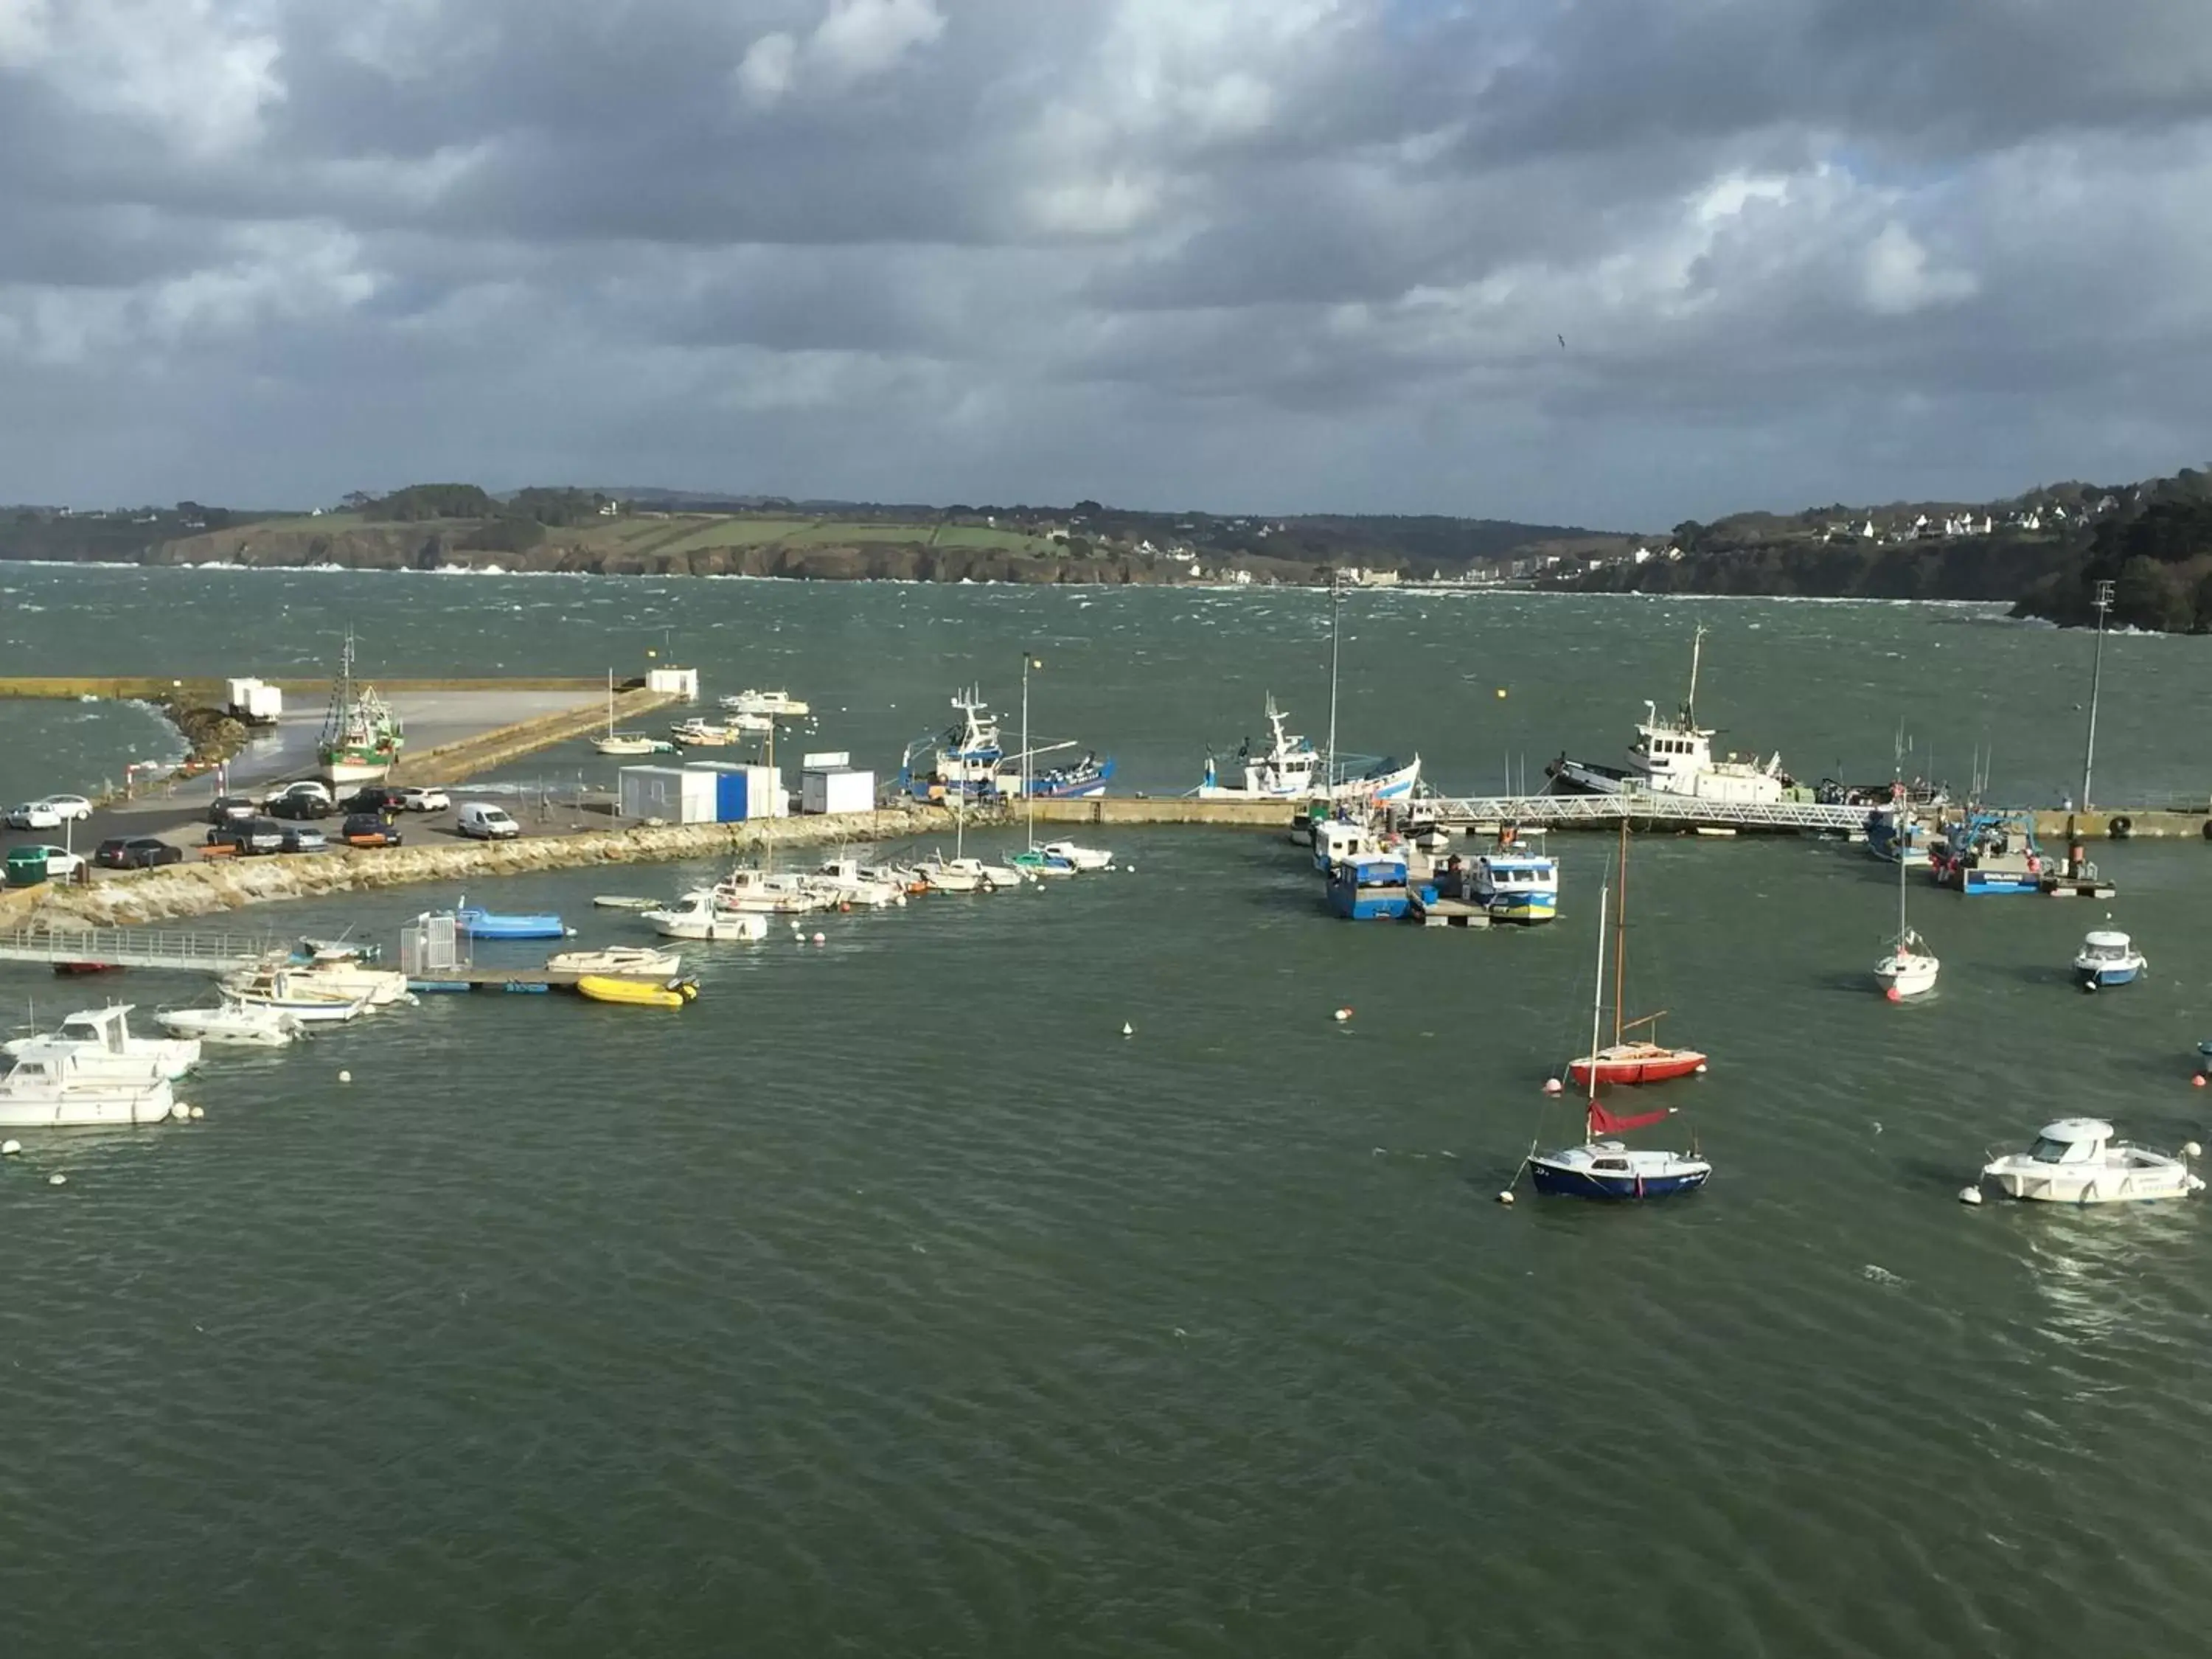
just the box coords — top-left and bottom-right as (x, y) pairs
(0, 924), (288, 973)
(1408, 792), (1879, 835)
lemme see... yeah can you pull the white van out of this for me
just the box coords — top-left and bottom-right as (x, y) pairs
(455, 802), (522, 841)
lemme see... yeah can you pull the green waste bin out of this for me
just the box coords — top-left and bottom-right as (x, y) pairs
(4, 847), (51, 887)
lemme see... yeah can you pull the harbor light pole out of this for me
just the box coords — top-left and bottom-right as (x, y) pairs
(2080, 579), (2112, 811)
(1021, 649), (1042, 850)
(1324, 568), (1344, 795)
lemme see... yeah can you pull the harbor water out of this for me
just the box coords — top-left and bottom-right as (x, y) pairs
(4, 569), (2212, 1655)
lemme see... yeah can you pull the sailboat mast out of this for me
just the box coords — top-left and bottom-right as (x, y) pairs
(2081, 577), (2112, 810)
(1612, 818), (1629, 1050)
(1023, 650), (1034, 852)
(1686, 624), (1704, 724)
(1324, 569), (1342, 796)
(606, 667), (616, 740)
(1587, 881), (1609, 1140)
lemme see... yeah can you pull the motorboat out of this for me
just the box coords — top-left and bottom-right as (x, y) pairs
(456, 901), (574, 941)
(1471, 827), (1559, 923)
(0, 1050), (181, 1128)
(1042, 841), (1113, 872)
(712, 867), (827, 914)
(720, 689), (810, 718)
(1548, 626), (1792, 805)
(2073, 929), (2145, 992)
(297, 936), (378, 964)
(1978, 1119), (2202, 1204)
(1198, 696), (1419, 802)
(809, 859), (908, 908)
(575, 973), (698, 1010)
(641, 891), (770, 942)
(1009, 847), (1078, 878)
(221, 970), (376, 1023)
(917, 854), (1026, 893)
(1528, 880), (1709, 1200)
(669, 717), (742, 748)
(1565, 823), (1708, 1087)
(264, 953), (411, 1006)
(156, 1002), (303, 1047)
(547, 945), (684, 977)
(4, 1005), (201, 1082)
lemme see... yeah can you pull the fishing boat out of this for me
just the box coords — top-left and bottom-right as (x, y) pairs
(1566, 824), (1708, 1087)
(720, 689), (810, 718)
(4, 1005), (200, 1082)
(2073, 928), (2145, 992)
(0, 1049), (181, 1128)
(547, 945), (684, 977)
(1198, 698), (1419, 801)
(1863, 803), (1933, 863)
(641, 891), (770, 942)
(1874, 786), (1940, 998)
(1930, 809), (2045, 896)
(1471, 827), (1559, 923)
(1548, 626), (1792, 804)
(809, 859), (908, 907)
(1312, 817), (1382, 874)
(1324, 851), (1411, 921)
(316, 629), (405, 786)
(455, 900), (573, 941)
(1978, 1119), (2202, 1204)
(575, 973), (698, 1009)
(156, 1001), (302, 1047)
(1043, 841), (1113, 872)
(594, 669), (666, 757)
(1528, 880), (1711, 1200)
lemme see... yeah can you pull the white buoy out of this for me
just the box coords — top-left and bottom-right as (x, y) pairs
(1497, 1191), (1515, 1206)
(2186, 1142), (2205, 1160)
(1542, 1077), (1565, 1096)
(1121, 1021), (1134, 1037)
(0, 1139), (19, 1156)
(338, 1069), (352, 1084)
(813, 932), (826, 945)
(1695, 1062), (1710, 1074)
(1958, 1186), (1983, 1206)
(47, 1172), (66, 1187)
(170, 1102), (191, 1122)
(189, 1105), (205, 1120)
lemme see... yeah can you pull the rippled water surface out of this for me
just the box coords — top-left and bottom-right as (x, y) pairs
(2, 568), (2211, 1655)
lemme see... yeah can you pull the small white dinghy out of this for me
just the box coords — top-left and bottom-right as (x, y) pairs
(157, 1003), (304, 1048)
(1043, 841), (1114, 872)
(547, 945), (684, 977)
(1978, 1118), (2204, 1205)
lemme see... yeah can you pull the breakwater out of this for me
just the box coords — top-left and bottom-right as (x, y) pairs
(1, 805), (964, 928)
(388, 686), (676, 785)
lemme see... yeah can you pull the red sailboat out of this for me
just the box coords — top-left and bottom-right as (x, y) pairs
(1566, 820), (1708, 1088)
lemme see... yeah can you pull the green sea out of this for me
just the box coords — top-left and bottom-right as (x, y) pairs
(3, 566), (2211, 1657)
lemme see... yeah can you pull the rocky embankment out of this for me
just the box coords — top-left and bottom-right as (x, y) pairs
(2, 807), (966, 928)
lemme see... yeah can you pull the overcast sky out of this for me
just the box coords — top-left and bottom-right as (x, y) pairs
(2, 0), (2207, 527)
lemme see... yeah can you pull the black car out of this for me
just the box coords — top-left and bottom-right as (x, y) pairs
(94, 835), (185, 870)
(339, 813), (403, 848)
(204, 817), (286, 856)
(207, 794), (258, 825)
(338, 787), (407, 818)
(268, 792), (335, 821)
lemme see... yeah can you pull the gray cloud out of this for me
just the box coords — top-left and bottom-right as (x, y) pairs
(1, 0), (2208, 526)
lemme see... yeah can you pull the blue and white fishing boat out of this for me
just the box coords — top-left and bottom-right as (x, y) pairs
(1312, 816), (1380, 874)
(1526, 880), (1710, 1200)
(1931, 810), (2045, 896)
(2072, 928), (2145, 992)
(1863, 804), (1932, 863)
(1324, 852), (1411, 920)
(1472, 827), (1558, 923)
(455, 898), (574, 941)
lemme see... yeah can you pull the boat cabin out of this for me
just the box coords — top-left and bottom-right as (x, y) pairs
(2078, 931), (2134, 963)
(2025, 1119), (2115, 1164)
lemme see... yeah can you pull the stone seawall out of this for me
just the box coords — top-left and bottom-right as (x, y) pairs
(4, 807), (964, 928)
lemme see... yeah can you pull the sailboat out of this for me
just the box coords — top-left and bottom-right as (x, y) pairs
(1566, 822), (1709, 1086)
(1006, 652), (1102, 877)
(1874, 783), (1940, 998)
(1528, 879), (1712, 1199)
(594, 669), (664, 757)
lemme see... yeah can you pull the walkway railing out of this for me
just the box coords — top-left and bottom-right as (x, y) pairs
(1408, 793), (1877, 833)
(0, 925), (284, 972)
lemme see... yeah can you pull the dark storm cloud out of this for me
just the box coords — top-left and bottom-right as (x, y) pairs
(1, 0), (2208, 524)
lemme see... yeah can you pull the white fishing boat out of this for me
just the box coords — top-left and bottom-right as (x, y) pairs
(1978, 1119), (2202, 1204)
(641, 891), (771, 942)
(1199, 697), (1420, 801)
(711, 866), (828, 914)
(594, 668), (665, 757)
(0, 1050), (181, 1128)
(156, 1001), (303, 1048)
(4, 1005), (201, 1082)
(2073, 928), (2146, 992)
(316, 628), (405, 786)
(546, 945), (684, 976)
(1548, 626), (1792, 805)
(1042, 840), (1113, 872)
(809, 859), (908, 908)
(720, 689), (810, 718)
(1874, 786), (1940, 998)
(1471, 827), (1559, 924)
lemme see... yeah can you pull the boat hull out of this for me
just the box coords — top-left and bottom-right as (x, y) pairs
(1528, 1148), (1711, 1200)
(1875, 953), (1940, 997)
(2076, 964), (2143, 990)
(457, 912), (570, 941)
(1983, 1166), (2202, 1204)
(575, 974), (696, 1009)
(0, 1085), (178, 1128)
(1567, 1048), (1708, 1086)
(643, 908), (768, 942)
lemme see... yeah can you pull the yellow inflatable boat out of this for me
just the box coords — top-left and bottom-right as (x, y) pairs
(574, 974), (699, 1009)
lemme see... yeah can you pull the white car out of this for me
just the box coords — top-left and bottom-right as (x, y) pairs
(392, 786), (451, 813)
(265, 779), (333, 808)
(18, 845), (83, 880)
(40, 795), (92, 821)
(6, 802), (62, 830)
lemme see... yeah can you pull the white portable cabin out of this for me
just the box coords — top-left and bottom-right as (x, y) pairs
(226, 677), (283, 723)
(683, 762), (787, 821)
(645, 667), (700, 699)
(802, 762), (874, 815)
(619, 765), (717, 824)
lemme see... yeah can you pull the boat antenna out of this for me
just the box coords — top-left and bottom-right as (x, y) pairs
(1324, 568), (1343, 796)
(2080, 577), (2112, 810)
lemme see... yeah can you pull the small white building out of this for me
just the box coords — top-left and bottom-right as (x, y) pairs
(645, 666), (700, 699)
(619, 765), (717, 824)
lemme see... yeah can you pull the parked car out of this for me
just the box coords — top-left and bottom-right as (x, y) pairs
(338, 786), (408, 818)
(389, 786), (451, 813)
(207, 795), (259, 826)
(94, 835), (184, 870)
(339, 814), (404, 848)
(12, 844), (85, 880)
(456, 802), (522, 840)
(264, 779), (333, 810)
(40, 795), (93, 821)
(7, 802), (63, 831)
(279, 826), (330, 855)
(204, 817), (286, 856)
(268, 791), (335, 821)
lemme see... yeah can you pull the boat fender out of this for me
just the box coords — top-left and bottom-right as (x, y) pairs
(2109, 815), (2134, 839)
(2026, 855), (2040, 877)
